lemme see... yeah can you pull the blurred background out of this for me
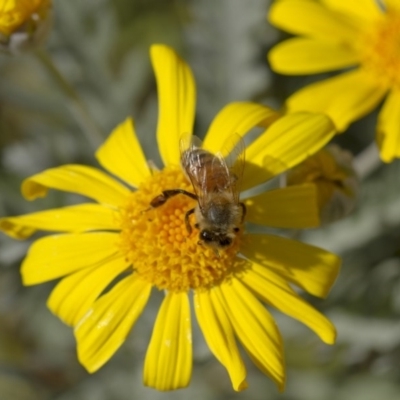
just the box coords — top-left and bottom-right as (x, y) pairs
(1, 0), (400, 399)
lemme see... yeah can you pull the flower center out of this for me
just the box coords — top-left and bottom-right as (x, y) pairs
(118, 166), (242, 292)
(360, 7), (400, 88)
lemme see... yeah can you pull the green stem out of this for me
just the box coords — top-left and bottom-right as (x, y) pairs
(34, 48), (104, 148)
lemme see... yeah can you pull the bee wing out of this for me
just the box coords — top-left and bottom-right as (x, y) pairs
(219, 133), (245, 203)
(179, 135), (210, 212)
(180, 133), (202, 156)
(180, 134), (245, 208)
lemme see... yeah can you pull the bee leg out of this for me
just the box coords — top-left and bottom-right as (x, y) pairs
(184, 208), (195, 234)
(239, 202), (247, 222)
(150, 189), (197, 208)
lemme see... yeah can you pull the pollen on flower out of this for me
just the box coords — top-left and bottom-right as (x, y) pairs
(117, 166), (242, 292)
(360, 7), (400, 88)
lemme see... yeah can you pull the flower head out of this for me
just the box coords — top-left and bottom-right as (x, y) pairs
(0, 44), (340, 392)
(0, 0), (52, 52)
(287, 145), (359, 224)
(268, 0), (400, 162)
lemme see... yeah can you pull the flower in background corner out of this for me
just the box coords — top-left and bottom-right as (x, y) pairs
(268, 0), (400, 163)
(287, 145), (359, 224)
(0, 0), (52, 52)
(0, 44), (340, 392)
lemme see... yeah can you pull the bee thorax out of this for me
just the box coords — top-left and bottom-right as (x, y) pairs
(197, 200), (242, 228)
(207, 204), (234, 225)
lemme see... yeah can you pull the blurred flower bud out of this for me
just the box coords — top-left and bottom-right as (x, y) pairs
(287, 145), (359, 225)
(0, 0), (52, 53)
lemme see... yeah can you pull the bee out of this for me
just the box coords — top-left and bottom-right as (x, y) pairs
(150, 135), (246, 250)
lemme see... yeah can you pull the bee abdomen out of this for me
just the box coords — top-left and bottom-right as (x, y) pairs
(182, 149), (229, 192)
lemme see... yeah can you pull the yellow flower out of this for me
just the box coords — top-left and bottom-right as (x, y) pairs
(268, 0), (400, 162)
(0, 45), (340, 392)
(0, 0), (52, 51)
(287, 145), (359, 224)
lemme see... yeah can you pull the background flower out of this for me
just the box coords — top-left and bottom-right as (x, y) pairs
(0, 0), (52, 52)
(268, 0), (400, 162)
(287, 144), (359, 224)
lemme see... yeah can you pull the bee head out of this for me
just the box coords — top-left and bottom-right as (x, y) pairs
(199, 230), (233, 249)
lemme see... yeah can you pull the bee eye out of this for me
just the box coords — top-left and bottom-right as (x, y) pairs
(200, 230), (214, 242)
(233, 227), (240, 233)
(219, 237), (232, 247)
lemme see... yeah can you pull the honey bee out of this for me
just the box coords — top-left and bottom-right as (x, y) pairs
(150, 135), (246, 250)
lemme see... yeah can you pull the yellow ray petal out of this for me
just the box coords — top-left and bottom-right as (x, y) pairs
(321, 0), (383, 22)
(241, 263), (336, 344)
(214, 279), (285, 391)
(243, 112), (336, 190)
(47, 255), (130, 327)
(95, 117), (151, 188)
(376, 89), (400, 163)
(21, 232), (120, 285)
(75, 275), (151, 373)
(241, 234), (341, 298)
(203, 102), (280, 153)
(151, 44), (196, 167)
(268, 0), (358, 42)
(286, 69), (388, 131)
(268, 38), (359, 75)
(22, 165), (130, 207)
(144, 292), (192, 391)
(245, 184), (319, 228)
(194, 290), (248, 391)
(0, 204), (119, 240)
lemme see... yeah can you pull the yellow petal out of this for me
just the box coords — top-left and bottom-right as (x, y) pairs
(241, 234), (341, 298)
(21, 232), (120, 285)
(0, 204), (119, 239)
(75, 275), (151, 373)
(47, 255), (130, 327)
(144, 292), (192, 391)
(194, 290), (248, 391)
(203, 102), (280, 153)
(268, 0), (358, 42)
(268, 38), (359, 75)
(377, 89), (400, 163)
(214, 279), (285, 391)
(95, 117), (151, 187)
(151, 44), (196, 167)
(243, 112), (336, 189)
(241, 263), (336, 344)
(321, 0), (383, 22)
(286, 69), (388, 131)
(245, 184), (319, 228)
(22, 165), (130, 207)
